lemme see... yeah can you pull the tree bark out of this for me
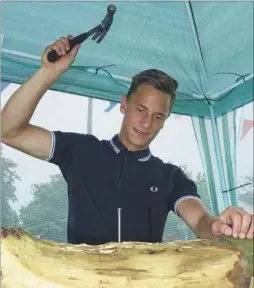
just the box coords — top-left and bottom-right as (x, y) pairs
(1, 228), (253, 288)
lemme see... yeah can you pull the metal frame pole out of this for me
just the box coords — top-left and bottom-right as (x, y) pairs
(209, 105), (230, 209)
(87, 97), (93, 134)
(185, 0), (230, 211)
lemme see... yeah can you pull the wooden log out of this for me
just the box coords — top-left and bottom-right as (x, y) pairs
(1, 228), (253, 288)
(249, 277), (253, 288)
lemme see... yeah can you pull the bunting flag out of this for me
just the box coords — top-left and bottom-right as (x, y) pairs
(1, 81), (10, 92)
(104, 101), (117, 112)
(241, 119), (254, 139)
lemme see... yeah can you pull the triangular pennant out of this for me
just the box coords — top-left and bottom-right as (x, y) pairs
(1, 81), (11, 93)
(241, 119), (254, 139)
(104, 101), (117, 112)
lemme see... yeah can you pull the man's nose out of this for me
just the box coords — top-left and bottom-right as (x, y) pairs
(140, 114), (152, 129)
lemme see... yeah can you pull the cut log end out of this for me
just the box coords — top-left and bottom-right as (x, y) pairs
(1, 228), (253, 288)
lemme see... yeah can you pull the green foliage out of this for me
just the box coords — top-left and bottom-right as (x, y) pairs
(237, 175), (253, 204)
(163, 164), (212, 241)
(20, 174), (68, 242)
(1, 148), (20, 227)
(180, 164), (212, 212)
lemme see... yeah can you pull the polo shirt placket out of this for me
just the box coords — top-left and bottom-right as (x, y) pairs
(108, 135), (156, 243)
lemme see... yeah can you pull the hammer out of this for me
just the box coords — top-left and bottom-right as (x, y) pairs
(47, 4), (117, 62)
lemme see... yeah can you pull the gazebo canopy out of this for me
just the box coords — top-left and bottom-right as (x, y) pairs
(1, 1), (253, 117)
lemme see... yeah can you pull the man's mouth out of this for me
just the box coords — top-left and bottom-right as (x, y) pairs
(133, 128), (149, 137)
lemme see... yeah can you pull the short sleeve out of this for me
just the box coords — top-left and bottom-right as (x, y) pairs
(45, 131), (93, 174)
(169, 166), (202, 215)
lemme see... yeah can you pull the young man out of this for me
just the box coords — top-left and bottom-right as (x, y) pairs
(1, 36), (253, 245)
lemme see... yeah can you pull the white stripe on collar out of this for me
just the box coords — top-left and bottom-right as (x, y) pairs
(109, 138), (151, 162)
(138, 152), (152, 162)
(109, 138), (120, 153)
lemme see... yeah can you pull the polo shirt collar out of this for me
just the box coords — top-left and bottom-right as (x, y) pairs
(109, 134), (152, 162)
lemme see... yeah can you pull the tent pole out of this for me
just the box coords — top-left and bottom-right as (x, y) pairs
(185, 1), (209, 92)
(185, 1), (230, 210)
(211, 73), (254, 99)
(87, 97), (93, 134)
(209, 105), (230, 209)
(1, 48), (132, 84)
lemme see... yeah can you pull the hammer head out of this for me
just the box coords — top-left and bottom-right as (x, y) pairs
(92, 4), (117, 43)
(107, 4), (117, 15)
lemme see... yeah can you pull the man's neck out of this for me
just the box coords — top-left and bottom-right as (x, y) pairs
(118, 131), (149, 152)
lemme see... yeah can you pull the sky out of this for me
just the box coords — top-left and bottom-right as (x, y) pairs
(1, 83), (253, 212)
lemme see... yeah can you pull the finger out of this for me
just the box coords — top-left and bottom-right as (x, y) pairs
(55, 40), (68, 56)
(239, 212), (252, 239)
(67, 34), (74, 40)
(230, 212), (242, 238)
(44, 44), (62, 58)
(247, 215), (254, 239)
(68, 44), (81, 57)
(58, 37), (71, 52)
(219, 214), (233, 226)
(211, 220), (221, 236)
(211, 220), (232, 236)
(45, 45), (53, 53)
(220, 224), (233, 236)
(47, 42), (63, 56)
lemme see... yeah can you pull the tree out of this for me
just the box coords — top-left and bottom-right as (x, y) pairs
(237, 175), (253, 203)
(180, 164), (211, 211)
(1, 148), (20, 227)
(20, 173), (68, 242)
(163, 165), (212, 241)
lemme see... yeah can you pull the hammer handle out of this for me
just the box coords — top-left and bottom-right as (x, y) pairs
(47, 32), (89, 63)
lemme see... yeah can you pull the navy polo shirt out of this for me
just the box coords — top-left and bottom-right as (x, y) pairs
(46, 131), (201, 245)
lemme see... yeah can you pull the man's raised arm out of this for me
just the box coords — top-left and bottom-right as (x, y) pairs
(1, 35), (80, 160)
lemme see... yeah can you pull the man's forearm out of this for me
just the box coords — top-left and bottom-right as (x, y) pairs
(1, 67), (61, 139)
(194, 213), (219, 239)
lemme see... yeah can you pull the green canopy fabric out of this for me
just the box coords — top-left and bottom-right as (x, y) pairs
(1, 1), (253, 117)
(192, 110), (240, 215)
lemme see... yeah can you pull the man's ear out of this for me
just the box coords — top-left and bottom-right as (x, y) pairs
(120, 95), (128, 114)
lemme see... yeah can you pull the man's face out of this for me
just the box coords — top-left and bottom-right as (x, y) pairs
(120, 84), (172, 150)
